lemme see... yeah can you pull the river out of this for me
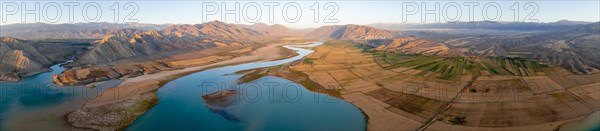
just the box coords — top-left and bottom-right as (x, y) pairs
(0, 41), (367, 130)
(3, 41), (599, 131)
(0, 62), (122, 130)
(127, 41), (366, 130)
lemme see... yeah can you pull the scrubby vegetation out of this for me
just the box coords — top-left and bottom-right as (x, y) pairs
(236, 64), (342, 98)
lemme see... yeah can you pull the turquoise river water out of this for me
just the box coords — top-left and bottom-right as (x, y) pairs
(128, 41), (366, 130)
(0, 41), (367, 130)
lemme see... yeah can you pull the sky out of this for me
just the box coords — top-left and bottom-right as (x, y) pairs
(0, 0), (599, 28)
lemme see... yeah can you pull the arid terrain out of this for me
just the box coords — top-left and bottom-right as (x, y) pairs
(1, 20), (598, 131)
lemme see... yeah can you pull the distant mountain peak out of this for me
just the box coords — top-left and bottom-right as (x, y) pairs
(1, 23), (167, 39)
(368, 20), (594, 31)
(239, 22), (301, 36)
(202, 20), (229, 27)
(251, 22), (269, 27)
(308, 24), (394, 41)
(551, 20), (592, 25)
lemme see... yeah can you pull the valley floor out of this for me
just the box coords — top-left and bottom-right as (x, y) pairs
(286, 40), (600, 130)
(65, 39), (600, 130)
(66, 41), (306, 130)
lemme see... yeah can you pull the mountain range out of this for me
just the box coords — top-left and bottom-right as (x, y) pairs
(443, 22), (600, 74)
(369, 20), (592, 31)
(1, 20), (599, 82)
(301, 21), (600, 74)
(237, 23), (304, 36)
(363, 22), (600, 74)
(0, 23), (168, 40)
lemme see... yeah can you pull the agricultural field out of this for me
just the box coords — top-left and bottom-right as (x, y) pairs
(373, 52), (550, 80)
(288, 40), (600, 130)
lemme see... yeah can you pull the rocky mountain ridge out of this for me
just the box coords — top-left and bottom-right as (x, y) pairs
(72, 21), (265, 66)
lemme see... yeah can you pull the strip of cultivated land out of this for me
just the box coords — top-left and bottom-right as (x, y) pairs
(285, 40), (600, 130)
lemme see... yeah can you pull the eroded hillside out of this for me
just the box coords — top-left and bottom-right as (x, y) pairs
(73, 21), (268, 66)
(0, 37), (80, 82)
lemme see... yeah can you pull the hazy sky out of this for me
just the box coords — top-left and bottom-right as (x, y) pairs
(1, 1), (599, 28)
